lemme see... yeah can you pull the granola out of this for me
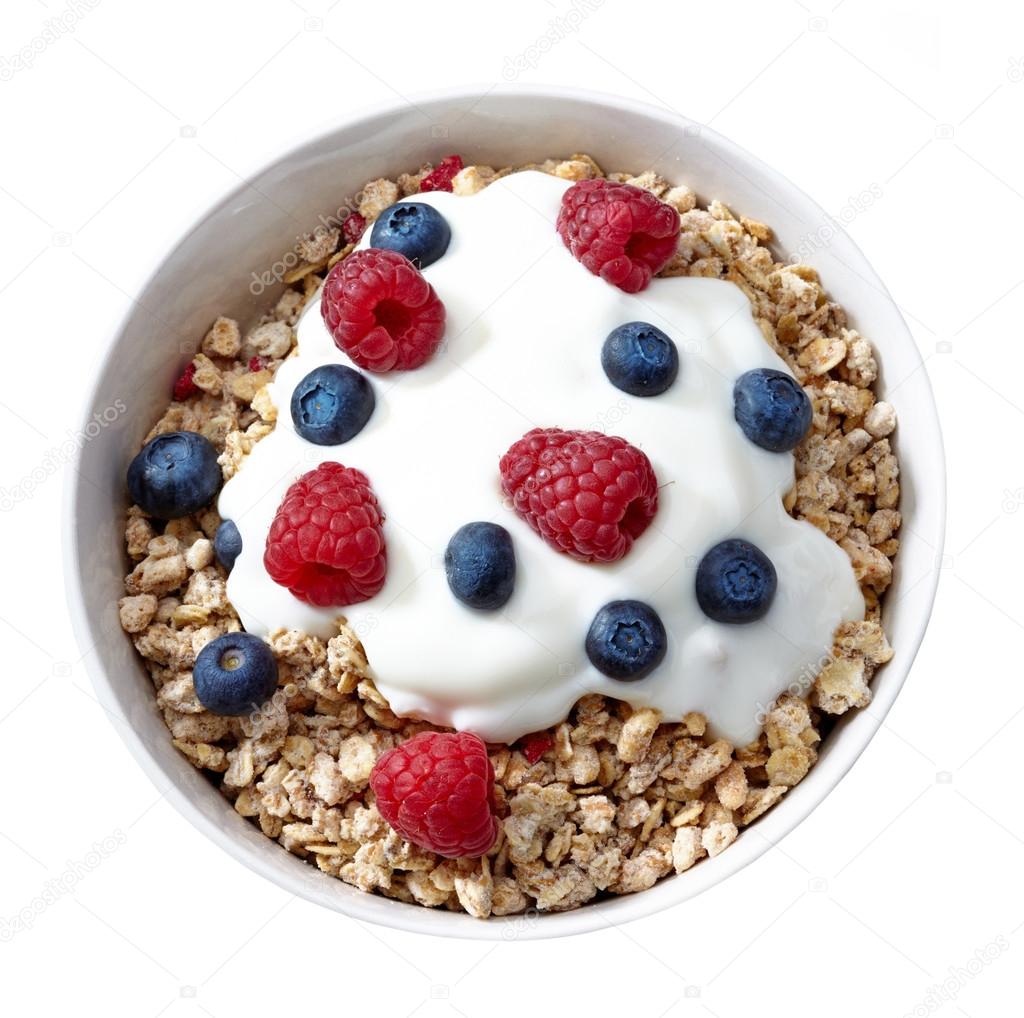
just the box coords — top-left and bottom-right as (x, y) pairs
(118, 153), (898, 917)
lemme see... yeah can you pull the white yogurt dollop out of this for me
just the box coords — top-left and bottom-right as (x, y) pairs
(219, 171), (863, 746)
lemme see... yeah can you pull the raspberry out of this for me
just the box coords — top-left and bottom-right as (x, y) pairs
(173, 361), (198, 401)
(263, 462), (386, 607)
(499, 428), (659, 563)
(519, 732), (553, 764)
(419, 154), (463, 193)
(321, 248), (446, 373)
(370, 731), (498, 858)
(556, 179), (680, 293)
(247, 355), (266, 372)
(342, 211), (367, 245)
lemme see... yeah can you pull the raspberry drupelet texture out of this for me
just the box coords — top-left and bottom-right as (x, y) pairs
(499, 428), (659, 563)
(370, 731), (498, 858)
(556, 179), (680, 293)
(419, 154), (464, 193)
(263, 462), (386, 607)
(342, 211), (367, 245)
(321, 248), (446, 373)
(173, 362), (198, 401)
(519, 732), (554, 764)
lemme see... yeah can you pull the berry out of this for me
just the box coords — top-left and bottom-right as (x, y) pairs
(248, 355), (266, 372)
(370, 202), (451, 269)
(556, 179), (679, 294)
(173, 362), (198, 401)
(193, 632), (279, 715)
(733, 368), (812, 452)
(444, 522), (516, 610)
(342, 211), (367, 245)
(263, 462), (386, 607)
(696, 538), (777, 624)
(214, 519), (242, 572)
(585, 600), (667, 681)
(602, 321), (679, 397)
(289, 363), (375, 446)
(519, 732), (553, 764)
(126, 431), (221, 520)
(499, 428), (659, 563)
(321, 248), (446, 373)
(370, 731), (497, 857)
(419, 155), (464, 193)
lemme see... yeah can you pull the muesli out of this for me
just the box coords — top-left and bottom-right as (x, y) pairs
(118, 153), (897, 917)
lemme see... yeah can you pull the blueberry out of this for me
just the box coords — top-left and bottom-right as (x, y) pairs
(214, 519), (242, 571)
(733, 368), (812, 452)
(126, 430), (221, 520)
(193, 632), (278, 715)
(290, 364), (374, 446)
(696, 538), (777, 624)
(601, 322), (679, 397)
(585, 600), (667, 681)
(444, 522), (516, 610)
(370, 202), (451, 268)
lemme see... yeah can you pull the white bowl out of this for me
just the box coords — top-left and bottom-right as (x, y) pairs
(64, 85), (945, 939)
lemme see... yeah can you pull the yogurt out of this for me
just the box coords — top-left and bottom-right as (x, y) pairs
(219, 171), (864, 747)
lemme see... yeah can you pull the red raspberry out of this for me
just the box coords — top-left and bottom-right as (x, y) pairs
(370, 731), (498, 858)
(342, 211), (367, 245)
(173, 361), (198, 401)
(247, 355), (266, 372)
(519, 732), (553, 764)
(321, 248), (446, 373)
(556, 179), (680, 293)
(500, 428), (659, 563)
(419, 154), (464, 193)
(263, 462), (386, 607)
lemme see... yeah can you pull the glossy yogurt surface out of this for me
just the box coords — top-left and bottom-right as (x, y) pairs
(219, 171), (864, 746)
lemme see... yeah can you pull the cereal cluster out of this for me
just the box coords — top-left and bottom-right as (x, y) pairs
(119, 153), (898, 916)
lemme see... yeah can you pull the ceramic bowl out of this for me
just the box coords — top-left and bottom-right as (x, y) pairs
(65, 85), (944, 939)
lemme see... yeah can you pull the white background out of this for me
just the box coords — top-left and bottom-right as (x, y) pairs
(0, 0), (1019, 1014)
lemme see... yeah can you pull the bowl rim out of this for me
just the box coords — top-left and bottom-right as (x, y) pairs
(64, 82), (946, 940)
